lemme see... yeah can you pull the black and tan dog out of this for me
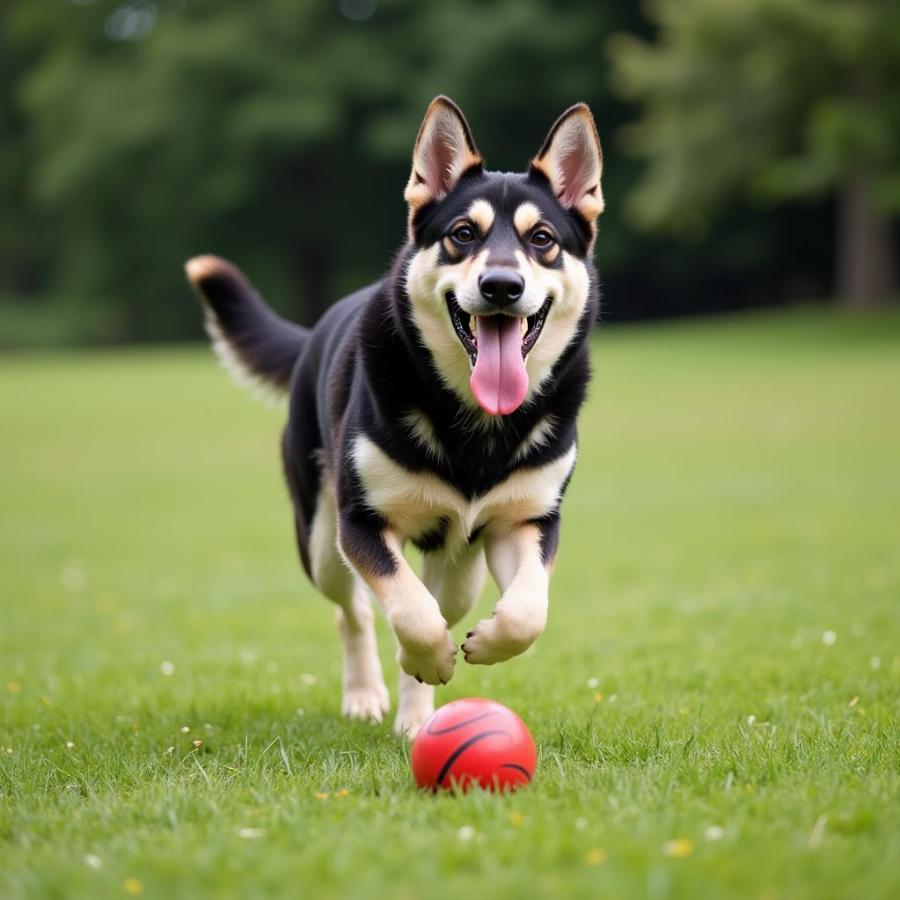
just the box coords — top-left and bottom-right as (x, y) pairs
(186, 97), (602, 737)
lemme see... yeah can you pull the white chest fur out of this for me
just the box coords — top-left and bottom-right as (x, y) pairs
(352, 435), (576, 548)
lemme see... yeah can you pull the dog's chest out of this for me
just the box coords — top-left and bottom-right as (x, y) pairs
(352, 435), (575, 546)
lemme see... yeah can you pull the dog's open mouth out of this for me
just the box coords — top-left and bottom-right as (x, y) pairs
(445, 293), (551, 366)
(446, 293), (552, 416)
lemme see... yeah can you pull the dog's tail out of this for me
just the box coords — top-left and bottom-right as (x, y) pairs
(185, 255), (310, 397)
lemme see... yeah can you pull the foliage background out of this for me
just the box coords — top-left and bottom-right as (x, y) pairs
(1, 0), (897, 346)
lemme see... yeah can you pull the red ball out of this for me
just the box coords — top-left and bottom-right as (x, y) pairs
(410, 698), (537, 793)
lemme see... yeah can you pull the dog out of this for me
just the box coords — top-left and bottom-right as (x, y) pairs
(186, 96), (602, 737)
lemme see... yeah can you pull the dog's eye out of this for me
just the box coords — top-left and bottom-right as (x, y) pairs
(531, 229), (555, 248)
(451, 224), (475, 244)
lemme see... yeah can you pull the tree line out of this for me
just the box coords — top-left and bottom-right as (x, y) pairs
(1, 0), (897, 345)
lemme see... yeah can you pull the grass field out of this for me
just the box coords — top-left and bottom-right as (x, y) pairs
(2, 308), (899, 899)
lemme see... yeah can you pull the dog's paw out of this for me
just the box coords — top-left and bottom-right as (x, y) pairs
(393, 702), (434, 739)
(396, 630), (457, 686)
(341, 681), (390, 722)
(461, 613), (539, 665)
(393, 673), (435, 739)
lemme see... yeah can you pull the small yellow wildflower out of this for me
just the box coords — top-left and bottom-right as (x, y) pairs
(123, 877), (144, 895)
(585, 848), (607, 866)
(662, 838), (694, 859)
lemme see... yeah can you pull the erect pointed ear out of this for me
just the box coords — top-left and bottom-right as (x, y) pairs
(404, 96), (483, 220)
(530, 103), (604, 228)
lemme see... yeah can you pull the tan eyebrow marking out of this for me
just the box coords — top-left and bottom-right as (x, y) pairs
(514, 201), (542, 236)
(467, 199), (495, 234)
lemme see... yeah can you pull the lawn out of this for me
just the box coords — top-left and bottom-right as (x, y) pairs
(1, 308), (899, 899)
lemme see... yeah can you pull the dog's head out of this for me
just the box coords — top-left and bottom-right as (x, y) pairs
(403, 96), (603, 418)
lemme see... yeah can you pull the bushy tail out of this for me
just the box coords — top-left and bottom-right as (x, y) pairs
(185, 255), (309, 396)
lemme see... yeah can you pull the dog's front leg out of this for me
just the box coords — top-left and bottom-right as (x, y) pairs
(338, 512), (456, 686)
(461, 520), (556, 665)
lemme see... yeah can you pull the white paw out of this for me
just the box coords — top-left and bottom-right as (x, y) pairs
(393, 702), (434, 739)
(396, 629), (457, 685)
(393, 673), (434, 739)
(461, 614), (538, 665)
(341, 682), (390, 722)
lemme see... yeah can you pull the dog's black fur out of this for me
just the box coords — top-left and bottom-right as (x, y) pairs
(188, 97), (603, 730)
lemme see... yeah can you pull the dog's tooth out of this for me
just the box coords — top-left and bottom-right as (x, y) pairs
(520, 317), (527, 336)
(469, 315), (476, 335)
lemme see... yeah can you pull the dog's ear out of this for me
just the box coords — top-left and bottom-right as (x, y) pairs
(530, 104), (604, 227)
(405, 96), (482, 220)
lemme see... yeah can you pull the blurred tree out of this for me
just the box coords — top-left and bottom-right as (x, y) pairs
(609, 0), (900, 306)
(7, 0), (641, 341)
(0, 2), (49, 300)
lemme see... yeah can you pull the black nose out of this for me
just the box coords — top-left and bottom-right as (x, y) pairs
(478, 269), (524, 307)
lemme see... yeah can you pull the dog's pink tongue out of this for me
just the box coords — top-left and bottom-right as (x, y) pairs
(470, 315), (529, 416)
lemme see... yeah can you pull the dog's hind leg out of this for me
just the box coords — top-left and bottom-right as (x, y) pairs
(333, 580), (390, 721)
(424, 540), (487, 628)
(393, 541), (487, 738)
(308, 482), (390, 722)
(393, 670), (432, 739)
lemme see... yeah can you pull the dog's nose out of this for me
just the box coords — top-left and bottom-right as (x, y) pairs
(478, 269), (524, 307)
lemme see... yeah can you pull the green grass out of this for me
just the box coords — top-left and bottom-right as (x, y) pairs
(2, 308), (899, 899)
